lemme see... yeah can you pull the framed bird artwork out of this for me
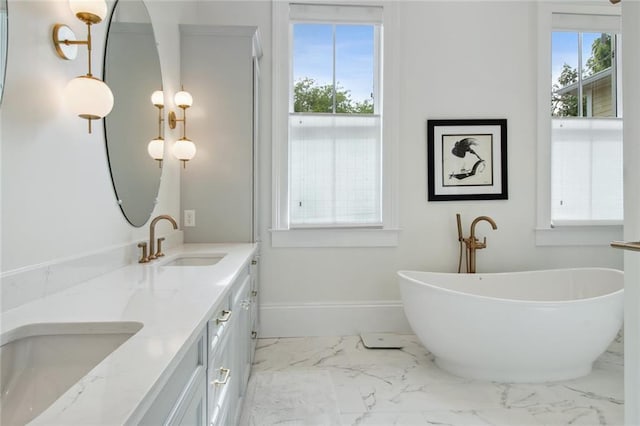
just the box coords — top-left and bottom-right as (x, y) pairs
(427, 119), (508, 201)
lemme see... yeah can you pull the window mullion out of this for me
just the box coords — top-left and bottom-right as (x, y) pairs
(612, 34), (616, 116)
(578, 32), (584, 117)
(332, 24), (337, 114)
(373, 25), (380, 114)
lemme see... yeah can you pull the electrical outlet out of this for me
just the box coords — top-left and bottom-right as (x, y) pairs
(184, 210), (196, 227)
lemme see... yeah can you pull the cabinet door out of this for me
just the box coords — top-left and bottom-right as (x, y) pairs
(174, 372), (207, 426)
(252, 55), (260, 243)
(180, 26), (256, 244)
(249, 257), (259, 359)
(218, 272), (254, 425)
(240, 277), (253, 391)
(140, 333), (205, 426)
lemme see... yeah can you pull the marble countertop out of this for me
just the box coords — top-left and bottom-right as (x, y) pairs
(0, 243), (258, 425)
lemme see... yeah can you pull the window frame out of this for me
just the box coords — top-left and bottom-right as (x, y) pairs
(536, 2), (622, 246)
(271, 1), (400, 248)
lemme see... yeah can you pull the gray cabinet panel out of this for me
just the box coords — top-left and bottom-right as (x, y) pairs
(180, 25), (261, 244)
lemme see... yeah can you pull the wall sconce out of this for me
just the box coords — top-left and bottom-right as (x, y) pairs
(52, 0), (114, 133)
(169, 88), (197, 168)
(147, 90), (165, 167)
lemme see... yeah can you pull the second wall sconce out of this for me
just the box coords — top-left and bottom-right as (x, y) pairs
(148, 90), (165, 167)
(170, 88), (197, 168)
(52, 0), (114, 133)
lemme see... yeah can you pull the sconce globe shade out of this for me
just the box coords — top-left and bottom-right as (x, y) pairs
(174, 90), (193, 108)
(173, 138), (197, 161)
(64, 75), (114, 119)
(151, 90), (164, 107)
(147, 138), (164, 160)
(69, 0), (108, 23)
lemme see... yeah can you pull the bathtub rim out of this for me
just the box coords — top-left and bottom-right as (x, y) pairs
(398, 267), (623, 306)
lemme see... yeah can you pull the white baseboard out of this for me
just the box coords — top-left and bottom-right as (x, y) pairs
(258, 301), (412, 338)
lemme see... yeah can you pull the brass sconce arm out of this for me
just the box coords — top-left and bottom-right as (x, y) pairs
(53, 23), (95, 75)
(51, 1), (113, 134)
(170, 88), (196, 168)
(148, 91), (166, 168)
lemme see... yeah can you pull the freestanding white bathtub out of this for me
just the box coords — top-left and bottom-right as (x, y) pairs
(398, 268), (623, 383)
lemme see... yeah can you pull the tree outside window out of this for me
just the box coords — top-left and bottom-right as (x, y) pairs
(552, 32), (616, 118)
(293, 77), (373, 114)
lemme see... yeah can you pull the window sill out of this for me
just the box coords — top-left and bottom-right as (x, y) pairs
(535, 224), (622, 246)
(270, 228), (401, 248)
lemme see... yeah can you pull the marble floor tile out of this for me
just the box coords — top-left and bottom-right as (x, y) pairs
(239, 369), (341, 426)
(340, 411), (429, 425)
(242, 335), (623, 426)
(420, 409), (541, 426)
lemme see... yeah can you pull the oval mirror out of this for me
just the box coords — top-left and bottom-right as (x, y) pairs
(104, 0), (162, 227)
(0, 0), (7, 105)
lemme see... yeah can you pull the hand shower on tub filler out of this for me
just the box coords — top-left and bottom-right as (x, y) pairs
(456, 214), (497, 273)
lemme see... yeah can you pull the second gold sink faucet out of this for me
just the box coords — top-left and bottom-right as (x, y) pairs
(456, 213), (497, 273)
(139, 214), (178, 263)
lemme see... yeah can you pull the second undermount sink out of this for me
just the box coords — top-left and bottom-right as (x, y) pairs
(160, 253), (226, 267)
(0, 321), (143, 426)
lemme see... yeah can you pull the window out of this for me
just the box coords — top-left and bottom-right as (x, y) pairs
(289, 5), (381, 227)
(536, 5), (623, 245)
(550, 13), (622, 224)
(272, 2), (400, 247)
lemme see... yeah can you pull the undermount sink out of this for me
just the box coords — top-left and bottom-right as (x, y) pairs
(160, 253), (226, 267)
(0, 321), (143, 425)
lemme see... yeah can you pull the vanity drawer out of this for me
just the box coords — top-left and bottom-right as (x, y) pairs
(207, 267), (250, 360)
(207, 299), (231, 361)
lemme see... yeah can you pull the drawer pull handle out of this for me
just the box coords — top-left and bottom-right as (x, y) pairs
(213, 367), (231, 385)
(251, 331), (257, 339)
(216, 310), (232, 324)
(251, 290), (258, 297)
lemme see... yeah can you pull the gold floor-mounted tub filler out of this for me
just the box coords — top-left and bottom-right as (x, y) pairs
(456, 213), (497, 273)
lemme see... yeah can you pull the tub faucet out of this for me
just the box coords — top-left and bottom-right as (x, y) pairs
(146, 214), (178, 262)
(456, 214), (497, 273)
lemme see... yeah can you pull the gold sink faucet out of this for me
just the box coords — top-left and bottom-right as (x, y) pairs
(146, 214), (178, 262)
(456, 214), (497, 273)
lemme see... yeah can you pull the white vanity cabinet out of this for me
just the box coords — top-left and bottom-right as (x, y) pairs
(208, 260), (259, 426)
(138, 255), (259, 426)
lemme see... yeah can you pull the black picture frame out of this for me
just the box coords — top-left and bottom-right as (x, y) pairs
(427, 119), (508, 201)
